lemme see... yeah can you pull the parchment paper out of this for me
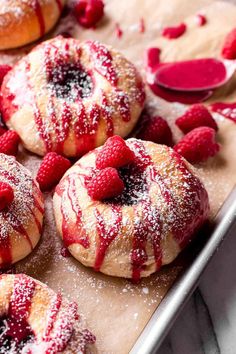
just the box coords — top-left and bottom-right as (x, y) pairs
(1, 0), (236, 353)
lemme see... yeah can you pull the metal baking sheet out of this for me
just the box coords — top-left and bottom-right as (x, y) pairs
(130, 186), (236, 354)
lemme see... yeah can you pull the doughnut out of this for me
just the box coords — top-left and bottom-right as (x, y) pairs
(53, 138), (210, 281)
(1, 37), (145, 157)
(0, 0), (65, 50)
(0, 154), (44, 268)
(0, 273), (96, 352)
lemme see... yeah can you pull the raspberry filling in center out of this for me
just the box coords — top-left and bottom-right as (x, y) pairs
(106, 165), (149, 206)
(48, 63), (94, 101)
(0, 316), (35, 351)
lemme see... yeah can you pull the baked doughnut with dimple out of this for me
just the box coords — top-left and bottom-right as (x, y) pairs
(0, 0), (65, 50)
(53, 138), (209, 281)
(0, 273), (96, 353)
(1, 37), (145, 158)
(0, 153), (44, 269)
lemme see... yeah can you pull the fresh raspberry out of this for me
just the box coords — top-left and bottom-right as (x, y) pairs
(221, 28), (236, 59)
(137, 115), (173, 146)
(86, 167), (124, 200)
(0, 65), (12, 85)
(174, 127), (220, 164)
(36, 152), (71, 191)
(0, 182), (14, 211)
(0, 130), (20, 156)
(96, 136), (135, 169)
(175, 104), (218, 134)
(74, 0), (104, 28)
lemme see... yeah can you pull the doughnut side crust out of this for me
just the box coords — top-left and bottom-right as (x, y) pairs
(53, 139), (209, 280)
(0, 274), (96, 353)
(0, 154), (44, 268)
(1, 37), (145, 157)
(0, 0), (65, 50)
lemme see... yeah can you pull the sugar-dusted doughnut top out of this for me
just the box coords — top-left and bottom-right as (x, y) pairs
(1, 37), (145, 157)
(0, 154), (44, 268)
(0, 273), (95, 353)
(53, 139), (209, 281)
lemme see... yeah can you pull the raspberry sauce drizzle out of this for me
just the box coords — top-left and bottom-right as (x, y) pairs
(30, 0), (45, 36)
(55, 0), (63, 12)
(210, 102), (236, 123)
(94, 206), (122, 271)
(45, 302), (80, 353)
(44, 293), (62, 338)
(88, 41), (118, 86)
(0, 275), (35, 347)
(56, 174), (90, 249)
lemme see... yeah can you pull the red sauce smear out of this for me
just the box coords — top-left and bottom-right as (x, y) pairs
(115, 23), (123, 39)
(145, 47), (161, 73)
(210, 102), (236, 123)
(162, 22), (186, 39)
(148, 81), (213, 104)
(196, 14), (207, 26)
(139, 18), (145, 33)
(155, 58), (227, 92)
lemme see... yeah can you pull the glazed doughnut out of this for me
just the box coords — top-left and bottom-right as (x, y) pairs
(0, 154), (44, 268)
(53, 139), (209, 281)
(0, 273), (96, 353)
(0, 0), (65, 50)
(1, 37), (145, 157)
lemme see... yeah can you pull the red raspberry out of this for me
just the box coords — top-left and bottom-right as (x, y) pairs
(74, 0), (104, 28)
(86, 167), (124, 200)
(221, 28), (236, 59)
(0, 182), (14, 211)
(0, 130), (20, 156)
(137, 115), (173, 146)
(0, 65), (12, 85)
(96, 136), (135, 169)
(176, 104), (218, 134)
(36, 152), (71, 191)
(174, 127), (220, 164)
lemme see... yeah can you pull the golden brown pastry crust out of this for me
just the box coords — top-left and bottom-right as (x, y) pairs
(0, 0), (66, 50)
